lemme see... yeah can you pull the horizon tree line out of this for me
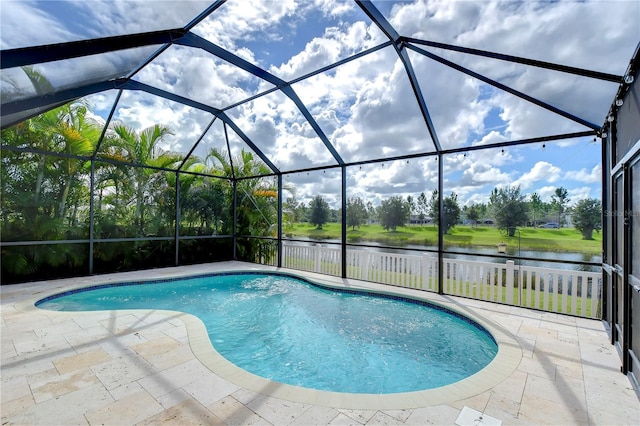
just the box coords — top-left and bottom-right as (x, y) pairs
(300, 185), (601, 241)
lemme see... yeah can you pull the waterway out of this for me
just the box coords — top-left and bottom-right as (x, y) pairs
(283, 237), (602, 272)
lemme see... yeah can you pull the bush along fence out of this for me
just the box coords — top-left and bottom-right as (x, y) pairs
(275, 242), (601, 319)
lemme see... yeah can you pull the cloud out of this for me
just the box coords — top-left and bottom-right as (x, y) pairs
(564, 164), (601, 184)
(512, 161), (562, 190)
(3, 0), (636, 207)
(568, 186), (598, 204)
(0, 1), (76, 48)
(112, 91), (213, 154)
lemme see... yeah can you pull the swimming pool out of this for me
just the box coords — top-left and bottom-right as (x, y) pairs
(36, 271), (498, 395)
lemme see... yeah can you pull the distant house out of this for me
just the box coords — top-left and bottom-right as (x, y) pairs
(409, 215), (433, 225)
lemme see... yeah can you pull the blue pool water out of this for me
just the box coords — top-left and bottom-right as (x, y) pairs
(37, 272), (498, 394)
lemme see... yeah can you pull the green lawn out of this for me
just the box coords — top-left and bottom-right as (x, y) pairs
(285, 222), (602, 256)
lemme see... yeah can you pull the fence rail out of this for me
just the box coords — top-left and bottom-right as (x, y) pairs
(279, 242), (602, 319)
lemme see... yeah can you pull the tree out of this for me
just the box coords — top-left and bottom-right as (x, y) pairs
(102, 123), (178, 236)
(465, 203), (481, 226)
(428, 190), (461, 233)
(529, 192), (544, 227)
(489, 186), (528, 237)
(366, 200), (376, 223)
(551, 187), (570, 227)
(283, 196), (300, 230)
(309, 195), (330, 229)
(406, 195), (415, 224)
(417, 191), (429, 222)
(346, 197), (368, 230)
(572, 198), (602, 240)
(378, 196), (410, 231)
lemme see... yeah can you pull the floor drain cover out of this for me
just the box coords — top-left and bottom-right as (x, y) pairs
(455, 406), (502, 426)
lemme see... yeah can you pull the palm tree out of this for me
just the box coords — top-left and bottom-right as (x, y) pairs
(101, 124), (180, 236)
(54, 104), (101, 220)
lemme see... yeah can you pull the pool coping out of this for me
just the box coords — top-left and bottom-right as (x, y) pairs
(16, 265), (523, 410)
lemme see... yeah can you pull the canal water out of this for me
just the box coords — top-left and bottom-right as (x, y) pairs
(283, 237), (601, 273)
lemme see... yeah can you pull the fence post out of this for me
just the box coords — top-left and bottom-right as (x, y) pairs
(422, 254), (429, 290)
(314, 245), (321, 273)
(506, 260), (514, 304)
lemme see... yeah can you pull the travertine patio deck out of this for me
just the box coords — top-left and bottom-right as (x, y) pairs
(1, 261), (638, 425)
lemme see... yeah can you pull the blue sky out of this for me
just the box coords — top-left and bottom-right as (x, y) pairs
(1, 0), (639, 209)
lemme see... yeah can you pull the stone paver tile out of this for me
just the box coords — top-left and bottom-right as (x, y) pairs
(156, 388), (192, 409)
(588, 405), (640, 426)
(31, 367), (101, 403)
(580, 343), (621, 372)
(162, 324), (189, 343)
(329, 412), (369, 425)
(518, 394), (589, 425)
(447, 392), (491, 411)
(130, 335), (181, 358)
(230, 387), (262, 405)
(72, 312), (120, 329)
(540, 320), (578, 335)
(516, 355), (556, 379)
(404, 404), (460, 425)
(290, 405), (340, 426)
(109, 381), (145, 400)
(208, 395), (272, 426)
(64, 325), (112, 348)
(487, 369), (527, 403)
(379, 409), (412, 423)
(33, 320), (82, 338)
(137, 358), (211, 398)
(483, 393), (522, 423)
(336, 409), (377, 424)
(1, 375), (31, 404)
(558, 331), (580, 344)
(518, 337), (536, 358)
(139, 342), (195, 371)
(85, 390), (163, 426)
(25, 367), (60, 388)
(534, 336), (582, 360)
(364, 411), (404, 425)
(98, 338), (139, 359)
(12, 334), (73, 356)
(92, 354), (155, 391)
(99, 314), (144, 332)
(0, 394), (35, 421)
(523, 374), (587, 411)
(54, 347), (112, 374)
(244, 393), (310, 425)
(3, 383), (113, 425)
(182, 373), (241, 407)
(2, 314), (53, 329)
(1, 340), (18, 359)
(136, 399), (225, 425)
(583, 373), (640, 417)
(554, 357), (584, 380)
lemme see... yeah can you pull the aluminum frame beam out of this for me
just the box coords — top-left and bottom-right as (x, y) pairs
(1, 29), (187, 69)
(356, 0), (443, 152)
(175, 32), (345, 165)
(403, 37), (623, 83)
(407, 43), (601, 130)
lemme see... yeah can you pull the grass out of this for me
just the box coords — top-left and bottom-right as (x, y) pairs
(286, 257), (600, 318)
(285, 223), (602, 256)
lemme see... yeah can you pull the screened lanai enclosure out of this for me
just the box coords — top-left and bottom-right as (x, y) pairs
(1, 0), (640, 395)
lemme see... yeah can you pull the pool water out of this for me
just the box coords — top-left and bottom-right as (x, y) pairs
(37, 273), (498, 394)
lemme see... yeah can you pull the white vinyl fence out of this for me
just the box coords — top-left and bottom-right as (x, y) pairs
(280, 242), (601, 319)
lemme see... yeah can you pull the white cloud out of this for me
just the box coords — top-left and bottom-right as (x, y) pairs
(565, 164), (601, 184)
(512, 161), (562, 190)
(4, 0), (635, 204)
(568, 186), (598, 204)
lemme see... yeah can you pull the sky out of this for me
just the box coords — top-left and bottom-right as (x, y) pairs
(1, 0), (639, 210)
